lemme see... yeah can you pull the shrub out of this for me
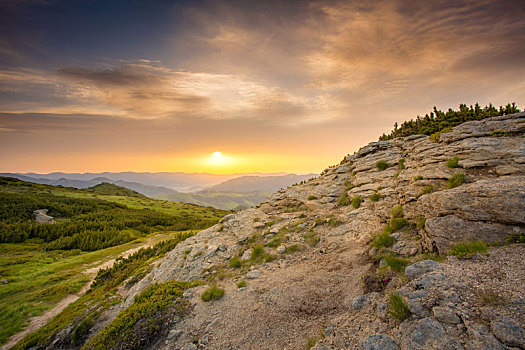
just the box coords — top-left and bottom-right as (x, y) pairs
(449, 241), (487, 258)
(505, 231), (525, 244)
(413, 175), (423, 181)
(236, 280), (246, 288)
(229, 256), (241, 268)
(429, 127), (452, 143)
(388, 293), (411, 321)
(376, 161), (390, 171)
(351, 195), (362, 209)
(421, 185), (434, 195)
(390, 205), (404, 218)
(448, 173), (466, 188)
(307, 195), (318, 200)
(384, 255), (410, 272)
(201, 285), (225, 302)
(337, 192), (350, 206)
(446, 156), (460, 168)
(370, 193), (381, 202)
(372, 232), (394, 249)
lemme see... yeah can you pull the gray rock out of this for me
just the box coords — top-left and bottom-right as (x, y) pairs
(33, 209), (54, 224)
(253, 222), (265, 229)
(467, 323), (505, 350)
(413, 272), (450, 290)
(351, 292), (381, 311)
(490, 318), (525, 348)
(405, 260), (440, 280)
(432, 306), (461, 324)
(408, 300), (429, 318)
(246, 270), (260, 279)
(276, 245), (286, 254)
(359, 334), (399, 350)
(167, 329), (183, 340)
(219, 214), (235, 223)
(401, 317), (463, 350)
(181, 343), (197, 350)
(241, 249), (252, 261)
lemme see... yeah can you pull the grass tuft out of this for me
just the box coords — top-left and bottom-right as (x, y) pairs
(351, 195), (362, 209)
(369, 192), (381, 202)
(337, 192), (350, 206)
(372, 232), (394, 249)
(201, 285), (225, 302)
(236, 280), (246, 288)
(388, 293), (411, 321)
(383, 255), (410, 272)
(448, 173), (466, 188)
(446, 156), (460, 168)
(449, 241), (487, 258)
(229, 255), (241, 268)
(376, 161), (390, 171)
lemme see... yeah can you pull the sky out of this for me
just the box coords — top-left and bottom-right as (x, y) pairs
(1, 0), (524, 174)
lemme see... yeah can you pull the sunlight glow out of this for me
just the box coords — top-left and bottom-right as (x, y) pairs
(209, 151), (228, 166)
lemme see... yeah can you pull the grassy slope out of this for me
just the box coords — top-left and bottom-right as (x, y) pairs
(0, 179), (229, 346)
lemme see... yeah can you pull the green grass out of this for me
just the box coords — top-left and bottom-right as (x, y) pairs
(376, 161), (390, 171)
(449, 241), (487, 258)
(413, 175), (423, 181)
(383, 255), (410, 272)
(229, 255), (241, 268)
(446, 156), (460, 168)
(236, 280), (246, 288)
(448, 173), (466, 188)
(390, 205), (404, 218)
(372, 232), (394, 249)
(421, 185), (434, 195)
(307, 195), (318, 200)
(369, 193), (381, 202)
(337, 192), (350, 206)
(388, 293), (411, 321)
(505, 231), (525, 244)
(416, 217), (426, 230)
(398, 158), (406, 170)
(351, 195), (362, 209)
(302, 231), (320, 247)
(200, 285), (225, 302)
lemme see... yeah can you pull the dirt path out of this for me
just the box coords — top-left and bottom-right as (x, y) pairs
(2, 244), (152, 350)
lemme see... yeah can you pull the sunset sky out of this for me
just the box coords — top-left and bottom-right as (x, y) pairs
(1, 0), (524, 174)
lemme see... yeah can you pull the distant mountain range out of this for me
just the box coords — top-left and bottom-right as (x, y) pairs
(0, 172), (316, 210)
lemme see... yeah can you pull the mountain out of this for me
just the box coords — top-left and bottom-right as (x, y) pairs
(202, 173), (316, 193)
(8, 110), (525, 350)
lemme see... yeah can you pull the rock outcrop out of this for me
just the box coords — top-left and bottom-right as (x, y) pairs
(107, 113), (524, 349)
(33, 209), (55, 224)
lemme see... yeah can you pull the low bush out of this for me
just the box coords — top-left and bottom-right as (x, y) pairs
(388, 293), (411, 321)
(351, 195), (362, 209)
(449, 241), (487, 258)
(448, 173), (466, 188)
(376, 161), (390, 171)
(201, 285), (225, 302)
(446, 156), (460, 168)
(505, 231), (525, 244)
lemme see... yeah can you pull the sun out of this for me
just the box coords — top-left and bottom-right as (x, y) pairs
(209, 151), (226, 166)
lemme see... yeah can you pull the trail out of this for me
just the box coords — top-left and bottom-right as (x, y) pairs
(2, 243), (151, 350)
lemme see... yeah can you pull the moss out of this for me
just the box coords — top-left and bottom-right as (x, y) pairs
(448, 173), (466, 188)
(388, 293), (411, 321)
(351, 195), (362, 209)
(376, 161), (390, 171)
(449, 241), (487, 258)
(446, 156), (460, 168)
(370, 193), (381, 202)
(201, 285), (225, 302)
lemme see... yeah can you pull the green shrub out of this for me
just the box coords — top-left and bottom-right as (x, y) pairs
(388, 293), (411, 321)
(351, 195), (362, 209)
(429, 127), (452, 143)
(338, 192), (350, 206)
(370, 193), (381, 202)
(285, 244), (302, 254)
(251, 245), (265, 260)
(236, 280), (246, 288)
(446, 156), (460, 168)
(384, 218), (408, 234)
(413, 175), (423, 181)
(421, 185), (434, 195)
(449, 241), (487, 258)
(448, 173), (466, 188)
(201, 285), (225, 302)
(376, 161), (390, 171)
(307, 195), (318, 200)
(372, 232), (394, 249)
(505, 231), (525, 244)
(384, 255), (410, 272)
(390, 205), (404, 218)
(229, 256), (241, 268)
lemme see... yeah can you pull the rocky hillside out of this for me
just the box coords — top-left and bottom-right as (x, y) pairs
(33, 113), (524, 350)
